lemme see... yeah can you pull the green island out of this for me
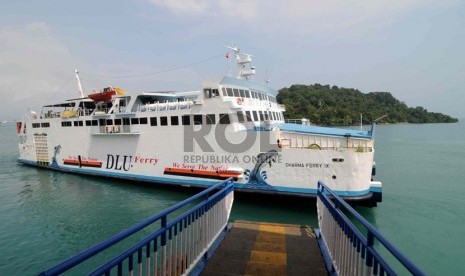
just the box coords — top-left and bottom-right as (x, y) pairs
(277, 84), (458, 125)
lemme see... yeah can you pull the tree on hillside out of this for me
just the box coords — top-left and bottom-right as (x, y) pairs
(276, 84), (458, 125)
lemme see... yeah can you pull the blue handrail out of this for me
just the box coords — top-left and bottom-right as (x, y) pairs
(39, 178), (234, 276)
(317, 181), (425, 275)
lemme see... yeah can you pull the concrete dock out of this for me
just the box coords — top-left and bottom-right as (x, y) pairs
(202, 220), (327, 276)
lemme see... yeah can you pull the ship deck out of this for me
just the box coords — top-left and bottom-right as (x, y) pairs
(279, 123), (373, 139)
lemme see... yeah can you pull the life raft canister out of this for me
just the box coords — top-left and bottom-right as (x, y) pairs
(236, 97), (244, 105)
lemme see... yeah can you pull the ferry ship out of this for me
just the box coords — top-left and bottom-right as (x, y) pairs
(16, 46), (382, 204)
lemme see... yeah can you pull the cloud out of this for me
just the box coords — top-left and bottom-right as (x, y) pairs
(147, 0), (458, 37)
(0, 23), (88, 119)
(0, 22), (209, 120)
(149, 0), (210, 15)
(24, 22), (51, 33)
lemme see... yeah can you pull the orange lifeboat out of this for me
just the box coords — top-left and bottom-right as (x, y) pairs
(88, 87), (116, 102)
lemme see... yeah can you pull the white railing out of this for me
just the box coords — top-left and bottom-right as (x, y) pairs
(139, 101), (194, 113)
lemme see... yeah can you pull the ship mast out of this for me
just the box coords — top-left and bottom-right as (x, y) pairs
(226, 45), (256, 80)
(74, 69), (84, 98)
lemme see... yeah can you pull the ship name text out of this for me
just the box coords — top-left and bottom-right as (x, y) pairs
(285, 163), (329, 168)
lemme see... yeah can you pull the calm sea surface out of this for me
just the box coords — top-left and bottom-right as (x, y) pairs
(1, 122), (464, 275)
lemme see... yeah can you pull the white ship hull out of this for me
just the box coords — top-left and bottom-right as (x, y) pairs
(17, 116), (381, 202)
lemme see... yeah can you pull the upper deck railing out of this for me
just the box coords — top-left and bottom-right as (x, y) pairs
(316, 181), (425, 275)
(285, 118), (311, 125)
(39, 178), (234, 276)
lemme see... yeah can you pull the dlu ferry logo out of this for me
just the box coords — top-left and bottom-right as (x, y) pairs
(105, 154), (159, 171)
(183, 121), (279, 154)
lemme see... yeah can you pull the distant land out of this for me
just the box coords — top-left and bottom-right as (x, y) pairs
(277, 84), (458, 125)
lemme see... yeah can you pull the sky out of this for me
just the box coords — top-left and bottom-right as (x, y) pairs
(1, 0), (464, 120)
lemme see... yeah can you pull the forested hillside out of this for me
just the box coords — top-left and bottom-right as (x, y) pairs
(276, 84), (458, 125)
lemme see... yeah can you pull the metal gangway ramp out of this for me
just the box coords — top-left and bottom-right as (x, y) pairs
(201, 220), (327, 275)
(39, 179), (425, 276)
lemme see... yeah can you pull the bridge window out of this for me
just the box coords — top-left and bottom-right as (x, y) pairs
(237, 111), (245, 123)
(252, 111), (258, 121)
(245, 111), (253, 122)
(32, 123), (40, 128)
(114, 119), (122, 125)
(226, 88), (233, 97)
(204, 89), (212, 98)
(239, 90), (246, 98)
(222, 87), (227, 96)
(182, 115), (190, 126)
(41, 122), (50, 128)
(160, 116), (168, 126)
(99, 119), (106, 126)
(77, 120), (83, 127)
(206, 114), (216, 125)
(245, 90), (251, 98)
(131, 118), (139, 125)
(212, 89), (219, 96)
(106, 119), (113, 126)
(123, 118), (130, 125)
(233, 89), (239, 97)
(193, 115), (203, 125)
(259, 111), (264, 121)
(85, 120), (92, 126)
(219, 114), (230, 124)
(171, 116), (179, 126)
(61, 121), (72, 127)
(140, 117), (148, 125)
(150, 117), (157, 126)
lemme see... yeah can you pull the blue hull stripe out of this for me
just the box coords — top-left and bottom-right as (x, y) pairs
(18, 159), (378, 198)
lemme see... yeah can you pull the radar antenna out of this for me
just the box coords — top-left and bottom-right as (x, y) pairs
(74, 69), (84, 98)
(226, 45), (256, 80)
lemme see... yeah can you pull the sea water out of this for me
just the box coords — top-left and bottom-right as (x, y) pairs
(0, 122), (464, 275)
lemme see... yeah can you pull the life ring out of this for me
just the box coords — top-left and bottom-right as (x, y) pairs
(236, 97), (244, 105)
(307, 143), (321, 150)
